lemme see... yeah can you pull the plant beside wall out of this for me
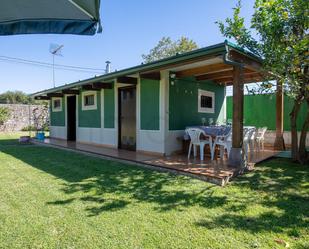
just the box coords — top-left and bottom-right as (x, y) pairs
(21, 125), (37, 132)
(0, 107), (10, 126)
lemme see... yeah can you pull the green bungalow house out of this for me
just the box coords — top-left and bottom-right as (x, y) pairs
(33, 41), (265, 166)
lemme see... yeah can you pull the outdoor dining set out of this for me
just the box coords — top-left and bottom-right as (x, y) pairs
(184, 123), (267, 161)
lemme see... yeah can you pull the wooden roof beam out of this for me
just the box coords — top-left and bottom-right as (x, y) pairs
(82, 85), (98, 91)
(175, 63), (232, 78)
(34, 96), (50, 100)
(140, 54), (221, 75)
(116, 76), (137, 85)
(228, 50), (262, 71)
(47, 93), (63, 98)
(92, 82), (113, 89)
(214, 73), (264, 85)
(62, 89), (80, 95)
(82, 82), (113, 91)
(196, 68), (255, 81)
(140, 72), (161, 80)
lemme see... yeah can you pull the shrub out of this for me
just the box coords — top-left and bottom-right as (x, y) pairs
(21, 125), (36, 131)
(42, 124), (49, 132)
(0, 107), (10, 125)
(22, 125), (49, 132)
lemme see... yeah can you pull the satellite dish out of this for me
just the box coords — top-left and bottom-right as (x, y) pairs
(49, 44), (64, 87)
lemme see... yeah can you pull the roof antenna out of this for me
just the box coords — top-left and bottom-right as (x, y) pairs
(49, 44), (64, 88)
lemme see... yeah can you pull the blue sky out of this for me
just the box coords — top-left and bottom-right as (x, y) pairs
(0, 0), (255, 94)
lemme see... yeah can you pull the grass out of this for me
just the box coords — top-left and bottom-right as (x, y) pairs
(0, 133), (308, 249)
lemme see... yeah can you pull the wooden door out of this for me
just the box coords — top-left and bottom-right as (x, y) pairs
(118, 87), (136, 150)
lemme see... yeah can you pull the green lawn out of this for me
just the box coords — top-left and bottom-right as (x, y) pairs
(0, 133), (308, 249)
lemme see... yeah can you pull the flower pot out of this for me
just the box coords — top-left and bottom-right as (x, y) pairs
(37, 132), (45, 141)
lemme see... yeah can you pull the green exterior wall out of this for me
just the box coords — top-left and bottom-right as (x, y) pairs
(140, 78), (160, 130)
(78, 91), (101, 128)
(226, 94), (307, 131)
(50, 97), (65, 126)
(104, 87), (115, 128)
(169, 77), (226, 130)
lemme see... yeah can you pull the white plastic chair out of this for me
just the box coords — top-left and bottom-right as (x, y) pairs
(255, 127), (267, 151)
(185, 128), (214, 161)
(212, 127), (232, 159)
(243, 128), (256, 157)
(249, 128), (257, 152)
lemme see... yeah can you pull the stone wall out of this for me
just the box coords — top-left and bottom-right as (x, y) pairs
(0, 104), (49, 132)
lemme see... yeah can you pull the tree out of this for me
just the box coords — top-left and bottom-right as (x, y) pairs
(0, 91), (35, 104)
(217, 0), (309, 164)
(142, 36), (199, 63)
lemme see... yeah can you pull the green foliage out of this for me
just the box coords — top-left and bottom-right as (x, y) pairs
(142, 36), (198, 63)
(0, 107), (10, 125)
(0, 91), (35, 104)
(21, 125), (36, 132)
(43, 124), (50, 132)
(217, 0), (309, 163)
(217, 0), (309, 100)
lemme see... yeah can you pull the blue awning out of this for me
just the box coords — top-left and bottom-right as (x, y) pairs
(0, 0), (102, 36)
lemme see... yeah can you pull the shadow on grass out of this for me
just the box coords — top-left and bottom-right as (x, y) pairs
(1, 138), (308, 236)
(0, 138), (30, 146)
(0, 139), (226, 215)
(196, 158), (309, 234)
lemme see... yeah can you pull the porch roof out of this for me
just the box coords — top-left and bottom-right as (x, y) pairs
(32, 40), (264, 98)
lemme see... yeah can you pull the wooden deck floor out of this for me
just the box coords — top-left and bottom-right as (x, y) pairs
(144, 149), (279, 185)
(33, 138), (280, 186)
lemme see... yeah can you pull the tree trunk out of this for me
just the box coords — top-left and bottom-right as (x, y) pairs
(298, 100), (309, 164)
(290, 98), (302, 161)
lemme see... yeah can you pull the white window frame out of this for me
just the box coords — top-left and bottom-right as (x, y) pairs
(82, 91), (97, 111)
(52, 97), (62, 112)
(198, 89), (215, 113)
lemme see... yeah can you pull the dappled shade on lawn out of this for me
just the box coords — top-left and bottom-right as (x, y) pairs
(0, 134), (308, 248)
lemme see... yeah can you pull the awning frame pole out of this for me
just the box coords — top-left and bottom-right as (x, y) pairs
(68, 0), (95, 19)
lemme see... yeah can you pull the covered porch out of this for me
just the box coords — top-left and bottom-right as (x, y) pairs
(160, 41), (283, 168)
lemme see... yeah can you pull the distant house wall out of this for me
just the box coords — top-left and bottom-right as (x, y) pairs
(169, 77), (226, 130)
(78, 90), (101, 128)
(48, 85), (117, 147)
(165, 76), (226, 155)
(136, 74), (166, 154)
(76, 88), (117, 147)
(263, 131), (309, 147)
(50, 97), (66, 139)
(50, 97), (65, 126)
(226, 94), (307, 131)
(103, 88), (115, 129)
(140, 78), (160, 131)
(48, 73), (227, 155)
